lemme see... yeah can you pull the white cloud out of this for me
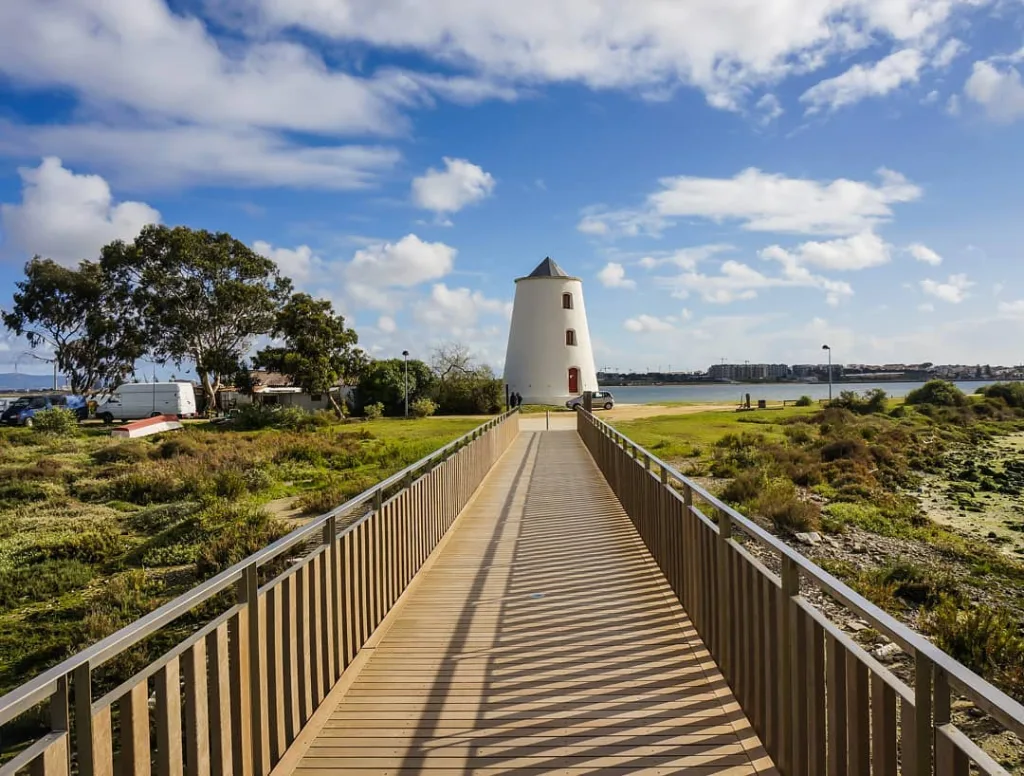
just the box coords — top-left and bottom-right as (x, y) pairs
(755, 93), (784, 124)
(597, 262), (636, 289)
(918, 302), (935, 312)
(247, 0), (973, 110)
(800, 49), (925, 113)
(933, 38), (967, 69)
(624, 314), (675, 333)
(964, 60), (1024, 122)
(639, 244), (735, 270)
(946, 93), (962, 115)
(0, 123), (400, 191)
(920, 273), (973, 303)
(922, 89), (939, 104)
(585, 167), (921, 239)
(0, 157), (160, 265)
(253, 241), (322, 284)
(411, 158), (496, 216)
(907, 243), (942, 265)
(998, 300), (1024, 318)
(412, 283), (511, 332)
(377, 315), (397, 333)
(760, 231), (890, 271)
(660, 258), (853, 306)
(347, 234), (456, 289)
(0, 0), (507, 138)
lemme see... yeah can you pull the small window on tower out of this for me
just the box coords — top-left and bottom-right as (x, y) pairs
(562, 292), (573, 309)
(566, 329), (577, 346)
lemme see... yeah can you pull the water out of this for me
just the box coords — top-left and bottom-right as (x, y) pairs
(601, 381), (998, 405)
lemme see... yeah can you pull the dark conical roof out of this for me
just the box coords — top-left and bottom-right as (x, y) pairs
(527, 257), (568, 278)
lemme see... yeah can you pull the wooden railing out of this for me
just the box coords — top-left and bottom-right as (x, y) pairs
(578, 408), (1024, 776)
(0, 410), (520, 776)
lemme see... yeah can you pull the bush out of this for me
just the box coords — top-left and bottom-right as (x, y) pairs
(976, 382), (1024, 408)
(873, 562), (958, 608)
(820, 437), (869, 462)
(232, 404), (321, 431)
(364, 402), (384, 420)
(93, 441), (150, 464)
(721, 471), (762, 504)
(195, 504), (289, 576)
(0, 559), (94, 608)
(30, 408), (79, 437)
(905, 380), (966, 407)
(795, 395), (814, 407)
(411, 397), (437, 418)
(0, 479), (49, 503)
(25, 525), (126, 565)
(830, 389), (888, 415)
(752, 479), (819, 533)
(927, 598), (1024, 679)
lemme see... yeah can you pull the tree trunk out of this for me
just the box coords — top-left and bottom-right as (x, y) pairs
(328, 391), (345, 418)
(200, 371), (217, 416)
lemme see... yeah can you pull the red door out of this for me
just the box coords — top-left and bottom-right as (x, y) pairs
(568, 367), (579, 393)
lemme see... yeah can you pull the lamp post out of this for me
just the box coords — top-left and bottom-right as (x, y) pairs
(402, 350), (410, 418)
(822, 344), (832, 402)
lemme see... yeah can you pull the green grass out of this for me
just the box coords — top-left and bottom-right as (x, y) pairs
(613, 406), (816, 449)
(0, 414), (486, 703)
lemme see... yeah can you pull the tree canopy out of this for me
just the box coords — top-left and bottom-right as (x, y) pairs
(430, 343), (503, 415)
(1, 258), (144, 393)
(101, 225), (292, 407)
(357, 358), (435, 416)
(255, 293), (367, 415)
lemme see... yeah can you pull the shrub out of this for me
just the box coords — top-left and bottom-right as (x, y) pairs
(214, 469), (247, 499)
(232, 404), (319, 431)
(905, 380), (966, 407)
(411, 397), (438, 418)
(25, 525), (126, 565)
(927, 598), (1024, 678)
(93, 441), (150, 464)
(976, 382), (1024, 408)
(0, 559), (94, 608)
(155, 436), (201, 459)
(195, 504), (289, 576)
(364, 402), (385, 420)
(794, 395), (814, 407)
(125, 501), (198, 533)
(873, 562), (959, 608)
(752, 479), (819, 533)
(783, 425), (814, 444)
(30, 407), (79, 436)
(106, 470), (185, 505)
(721, 471), (762, 505)
(0, 479), (49, 503)
(820, 437), (869, 463)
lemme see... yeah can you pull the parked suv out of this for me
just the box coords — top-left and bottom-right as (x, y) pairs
(566, 390), (615, 411)
(0, 394), (88, 426)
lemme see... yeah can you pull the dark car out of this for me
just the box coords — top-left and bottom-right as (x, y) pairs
(0, 394), (88, 426)
(566, 390), (615, 410)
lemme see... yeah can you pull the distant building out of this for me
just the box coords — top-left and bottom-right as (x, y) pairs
(707, 363), (791, 381)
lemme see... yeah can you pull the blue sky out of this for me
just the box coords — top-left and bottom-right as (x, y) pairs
(1, 0), (1024, 376)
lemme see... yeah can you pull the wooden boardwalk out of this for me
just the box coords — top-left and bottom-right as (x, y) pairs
(287, 429), (776, 775)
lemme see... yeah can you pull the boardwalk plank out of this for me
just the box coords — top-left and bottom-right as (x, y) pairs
(292, 430), (775, 775)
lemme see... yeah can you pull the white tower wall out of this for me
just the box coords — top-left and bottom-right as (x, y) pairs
(503, 261), (598, 406)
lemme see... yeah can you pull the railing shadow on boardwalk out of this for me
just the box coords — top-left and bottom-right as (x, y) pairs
(355, 430), (769, 775)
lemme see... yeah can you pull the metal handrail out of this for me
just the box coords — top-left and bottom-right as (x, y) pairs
(0, 409), (519, 727)
(578, 408), (1024, 738)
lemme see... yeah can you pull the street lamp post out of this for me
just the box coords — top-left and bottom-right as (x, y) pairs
(402, 350), (410, 418)
(822, 344), (832, 402)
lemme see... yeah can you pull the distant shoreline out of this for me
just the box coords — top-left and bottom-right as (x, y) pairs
(599, 377), (1013, 387)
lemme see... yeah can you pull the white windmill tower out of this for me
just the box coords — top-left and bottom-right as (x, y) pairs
(503, 257), (598, 406)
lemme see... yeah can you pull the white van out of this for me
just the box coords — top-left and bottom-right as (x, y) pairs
(96, 383), (198, 423)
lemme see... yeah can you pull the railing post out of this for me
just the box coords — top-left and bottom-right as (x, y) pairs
(780, 555), (800, 775)
(52, 674), (70, 774)
(324, 515), (340, 682)
(717, 509), (733, 677)
(915, 652), (934, 776)
(239, 563), (265, 776)
(73, 663), (94, 776)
